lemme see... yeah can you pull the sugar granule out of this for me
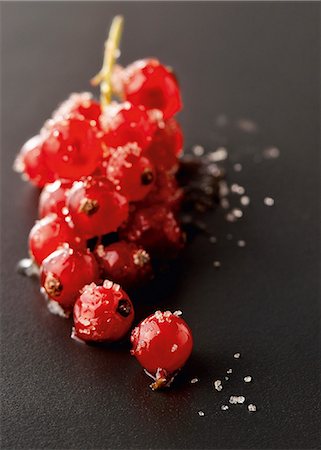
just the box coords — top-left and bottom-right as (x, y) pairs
(233, 163), (242, 172)
(190, 378), (199, 384)
(237, 240), (246, 248)
(227, 368), (232, 374)
(240, 195), (250, 206)
(213, 261), (221, 269)
(244, 376), (252, 383)
(198, 410), (205, 417)
(192, 145), (205, 156)
(233, 352), (241, 359)
(264, 197), (274, 206)
(229, 395), (245, 404)
(221, 405), (229, 411)
(214, 379), (223, 391)
(248, 404), (257, 412)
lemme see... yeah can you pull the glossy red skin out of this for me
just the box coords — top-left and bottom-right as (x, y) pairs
(52, 93), (101, 123)
(123, 59), (182, 120)
(107, 146), (155, 202)
(139, 171), (183, 212)
(101, 102), (156, 151)
(67, 176), (129, 238)
(29, 214), (85, 266)
(38, 179), (73, 218)
(145, 118), (183, 172)
(15, 135), (55, 188)
(40, 246), (100, 309)
(94, 242), (152, 288)
(120, 205), (185, 258)
(73, 282), (134, 342)
(131, 311), (193, 373)
(42, 117), (103, 180)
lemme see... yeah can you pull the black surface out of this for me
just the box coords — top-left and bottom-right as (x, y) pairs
(1, 2), (320, 449)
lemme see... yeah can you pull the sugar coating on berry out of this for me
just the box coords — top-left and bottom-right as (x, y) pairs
(73, 281), (134, 342)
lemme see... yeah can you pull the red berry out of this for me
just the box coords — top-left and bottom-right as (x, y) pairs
(40, 246), (100, 309)
(140, 171), (183, 211)
(73, 280), (134, 342)
(120, 205), (185, 258)
(122, 59), (182, 119)
(67, 176), (129, 238)
(14, 135), (55, 188)
(145, 118), (183, 172)
(42, 117), (103, 180)
(95, 242), (152, 288)
(29, 214), (85, 266)
(100, 102), (156, 150)
(107, 143), (155, 201)
(52, 92), (101, 124)
(131, 310), (193, 390)
(38, 179), (73, 218)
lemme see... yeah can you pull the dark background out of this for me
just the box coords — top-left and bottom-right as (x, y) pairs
(1, 2), (320, 449)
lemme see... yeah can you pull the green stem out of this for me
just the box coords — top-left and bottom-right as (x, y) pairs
(91, 15), (124, 107)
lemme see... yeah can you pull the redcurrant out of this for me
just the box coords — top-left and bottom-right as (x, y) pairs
(120, 205), (185, 258)
(52, 92), (101, 124)
(14, 135), (55, 188)
(40, 246), (100, 309)
(29, 214), (85, 266)
(131, 310), (193, 390)
(38, 179), (73, 218)
(139, 171), (183, 212)
(94, 241), (152, 288)
(42, 117), (103, 180)
(67, 176), (129, 238)
(73, 280), (134, 342)
(100, 102), (157, 150)
(106, 143), (155, 201)
(145, 118), (183, 172)
(122, 59), (182, 119)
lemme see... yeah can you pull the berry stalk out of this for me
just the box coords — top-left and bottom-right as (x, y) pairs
(91, 15), (124, 107)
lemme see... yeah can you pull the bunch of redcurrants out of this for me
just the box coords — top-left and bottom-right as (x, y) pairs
(14, 17), (193, 390)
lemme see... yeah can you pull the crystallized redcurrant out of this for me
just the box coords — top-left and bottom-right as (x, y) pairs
(106, 143), (155, 202)
(140, 171), (183, 212)
(29, 214), (85, 266)
(38, 179), (73, 218)
(67, 176), (129, 238)
(131, 310), (193, 390)
(40, 246), (100, 309)
(94, 241), (152, 288)
(122, 59), (182, 119)
(14, 135), (55, 188)
(73, 280), (134, 342)
(120, 205), (185, 258)
(100, 102), (157, 150)
(42, 117), (103, 180)
(145, 118), (183, 172)
(52, 92), (101, 124)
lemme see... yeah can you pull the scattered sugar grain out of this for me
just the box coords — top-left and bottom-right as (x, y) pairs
(229, 395), (245, 405)
(232, 208), (243, 218)
(240, 195), (250, 206)
(263, 146), (280, 159)
(231, 184), (245, 195)
(237, 240), (246, 248)
(198, 410), (205, 417)
(214, 379), (223, 391)
(221, 405), (229, 411)
(192, 145), (205, 156)
(209, 236), (217, 244)
(227, 368), (232, 374)
(190, 378), (199, 384)
(213, 261), (221, 269)
(264, 197), (274, 206)
(234, 352), (241, 359)
(248, 404), (257, 412)
(244, 376), (252, 383)
(233, 163), (242, 172)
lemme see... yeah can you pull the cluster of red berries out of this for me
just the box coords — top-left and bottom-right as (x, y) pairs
(15, 18), (193, 390)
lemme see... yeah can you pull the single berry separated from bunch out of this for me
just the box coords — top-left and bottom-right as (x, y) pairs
(131, 310), (193, 390)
